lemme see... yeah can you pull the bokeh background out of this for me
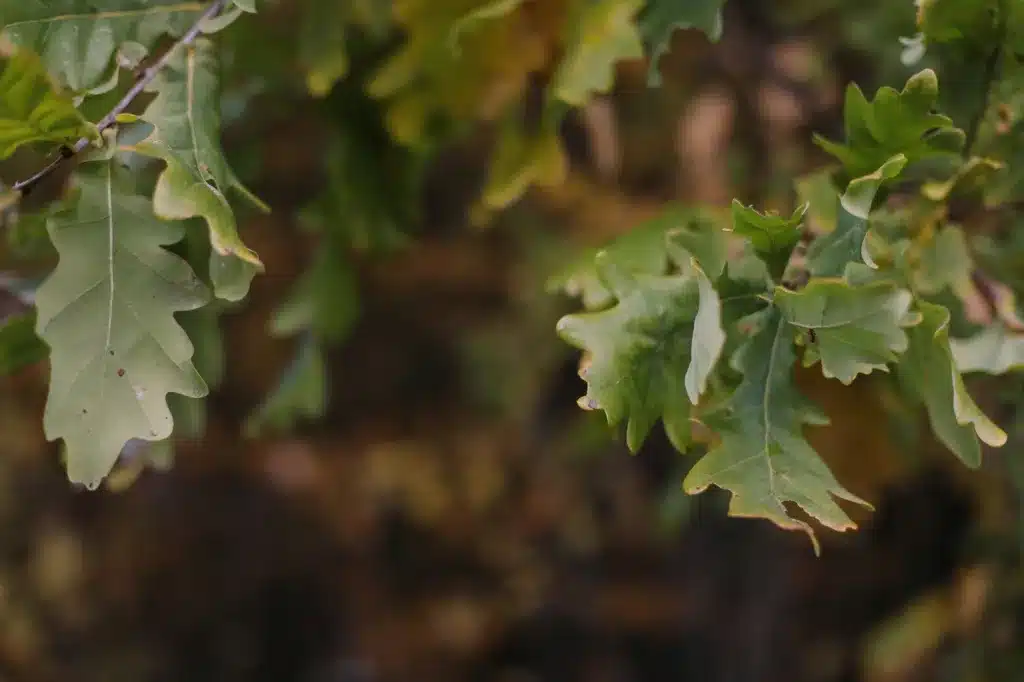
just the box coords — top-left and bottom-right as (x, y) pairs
(2, 1), (1024, 681)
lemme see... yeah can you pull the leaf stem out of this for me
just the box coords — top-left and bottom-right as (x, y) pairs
(12, 0), (231, 197)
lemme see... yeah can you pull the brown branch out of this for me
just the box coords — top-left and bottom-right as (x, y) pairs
(13, 0), (231, 197)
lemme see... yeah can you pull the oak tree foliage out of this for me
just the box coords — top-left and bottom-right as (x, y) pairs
(0, 0), (1022, 550)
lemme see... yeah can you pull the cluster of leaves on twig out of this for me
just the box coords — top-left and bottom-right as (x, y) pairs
(2, 0), (1024, 552)
(552, 0), (1024, 549)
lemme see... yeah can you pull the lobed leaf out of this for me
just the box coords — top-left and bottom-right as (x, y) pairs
(775, 279), (917, 385)
(557, 232), (738, 453)
(640, 0), (725, 86)
(813, 69), (964, 181)
(34, 155), (209, 488)
(551, 0), (645, 106)
(683, 309), (872, 553)
(729, 200), (807, 282)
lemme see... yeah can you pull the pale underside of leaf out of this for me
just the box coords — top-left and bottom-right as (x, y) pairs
(34, 159), (209, 488)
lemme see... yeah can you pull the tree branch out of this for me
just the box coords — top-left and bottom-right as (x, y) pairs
(13, 0), (231, 197)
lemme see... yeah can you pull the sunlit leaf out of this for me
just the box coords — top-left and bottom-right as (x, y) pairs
(552, 0), (644, 106)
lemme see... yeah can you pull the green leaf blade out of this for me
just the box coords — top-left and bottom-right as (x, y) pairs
(683, 310), (872, 553)
(552, 0), (645, 107)
(775, 279), (915, 385)
(130, 38), (264, 297)
(34, 158), (210, 489)
(1, 0), (205, 93)
(897, 302), (1006, 468)
(556, 252), (702, 453)
(640, 0), (725, 86)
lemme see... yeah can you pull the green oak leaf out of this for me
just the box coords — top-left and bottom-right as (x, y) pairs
(951, 324), (1024, 374)
(34, 156), (209, 489)
(130, 38), (266, 299)
(897, 301), (1006, 467)
(813, 69), (964, 181)
(0, 311), (47, 374)
(556, 248), (708, 453)
(640, 0), (725, 86)
(774, 279), (917, 385)
(478, 107), (567, 214)
(917, 0), (1003, 44)
(299, 0), (348, 97)
(913, 224), (972, 295)
(547, 206), (722, 309)
(729, 200), (808, 282)
(244, 334), (327, 438)
(0, 40), (96, 158)
(683, 309), (872, 553)
(270, 248), (359, 344)
(552, 0), (645, 106)
(808, 154), (907, 277)
(0, 0), (204, 93)
(300, 121), (414, 254)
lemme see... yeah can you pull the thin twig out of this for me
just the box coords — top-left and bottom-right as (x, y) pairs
(13, 0), (230, 196)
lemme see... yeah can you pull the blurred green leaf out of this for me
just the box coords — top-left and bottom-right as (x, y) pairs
(552, 0), (644, 106)
(244, 335), (326, 438)
(951, 324), (1024, 374)
(0, 40), (96, 158)
(0, 311), (47, 374)
(640, 0), (725, 85)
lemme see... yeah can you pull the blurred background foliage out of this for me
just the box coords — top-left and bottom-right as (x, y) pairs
(2, 0), (1024, 681)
